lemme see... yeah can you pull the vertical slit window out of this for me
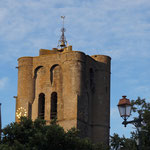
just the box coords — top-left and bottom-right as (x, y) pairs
(38, 93), (45, 119)
(90, 68), (95, 92)
(28, 103), (32, 119)
(50, 92), (57, 120)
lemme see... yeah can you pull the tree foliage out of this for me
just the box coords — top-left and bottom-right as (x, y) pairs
(131, 97), (150, 150)
(0, 117), (108, 150)
(110, 133), (137, 150)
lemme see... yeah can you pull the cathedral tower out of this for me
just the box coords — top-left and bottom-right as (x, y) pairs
(15, 17), (111, 144)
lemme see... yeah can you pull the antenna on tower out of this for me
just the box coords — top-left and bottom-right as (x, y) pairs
(58, 16), (67, 49)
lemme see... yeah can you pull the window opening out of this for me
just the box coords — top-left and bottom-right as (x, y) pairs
(50, 92), (57, 119)
(28, 103), (32, 119)
(38, 93), (45, 119)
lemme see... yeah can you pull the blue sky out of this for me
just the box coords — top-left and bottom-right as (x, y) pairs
(0, 0), (150, 138)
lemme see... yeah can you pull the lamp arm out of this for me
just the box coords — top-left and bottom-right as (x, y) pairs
(122, 115), (143, 127)
(122, 120), (136, 127)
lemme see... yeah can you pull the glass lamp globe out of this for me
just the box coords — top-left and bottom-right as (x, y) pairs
(118, 96), (131, 119)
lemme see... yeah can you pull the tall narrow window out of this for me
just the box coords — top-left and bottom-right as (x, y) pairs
(50, 92), (57, 119)
(38, 93), (45, 119)
(28, 103), (32, 119)
(90, 68), (94, 92)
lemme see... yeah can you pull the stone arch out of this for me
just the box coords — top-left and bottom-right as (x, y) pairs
(50, 64), (63, 120)
(33, 66), (44, 100)
(50, 92), (57, 120)
(34, 66), (44, 79)
(50, 64), (59, 84)
(38, 93), (45, 119)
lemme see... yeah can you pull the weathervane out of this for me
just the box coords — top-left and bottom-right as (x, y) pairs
(58, 16), (67, 48)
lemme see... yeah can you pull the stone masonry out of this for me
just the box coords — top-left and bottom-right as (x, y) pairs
(15, 45), (111, 144)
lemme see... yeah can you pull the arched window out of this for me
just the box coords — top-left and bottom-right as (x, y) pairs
(50, 92), (57, 119)
(38, 93), (45, 119)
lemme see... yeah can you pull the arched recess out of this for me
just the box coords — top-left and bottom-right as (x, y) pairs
(38, 93), (45, 119)
(50, 64), (59, 84)
(34, 66), (44, 79)
(33, 66), (44, 100)
(50, 64), (63, 120)
(50, 92), (57, 119)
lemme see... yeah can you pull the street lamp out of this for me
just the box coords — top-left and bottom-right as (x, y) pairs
(117, 96), (132, 127)
(117, 96), (143, 150)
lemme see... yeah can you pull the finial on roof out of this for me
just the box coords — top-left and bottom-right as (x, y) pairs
(58, 16), (67, 48)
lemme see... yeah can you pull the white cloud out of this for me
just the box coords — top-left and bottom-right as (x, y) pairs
(0, 0), (149, 61)
(0, 77), (8, 89)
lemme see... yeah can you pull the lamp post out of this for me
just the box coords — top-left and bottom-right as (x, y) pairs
(117, 96), (143, 150)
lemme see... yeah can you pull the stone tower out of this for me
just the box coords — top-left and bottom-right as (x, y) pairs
(15, 17), (111, 144)
(15, 46), (111, 144)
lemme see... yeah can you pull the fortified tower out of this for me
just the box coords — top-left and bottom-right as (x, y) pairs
(15, 17), (111, 144)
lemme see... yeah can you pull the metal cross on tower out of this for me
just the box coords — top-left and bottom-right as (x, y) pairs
(58, 16), (67, 48)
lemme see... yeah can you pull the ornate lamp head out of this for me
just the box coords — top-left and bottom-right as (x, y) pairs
(118, 96), (132, 120)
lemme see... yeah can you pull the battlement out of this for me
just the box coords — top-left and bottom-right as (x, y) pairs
(39, 45), (73, 56)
